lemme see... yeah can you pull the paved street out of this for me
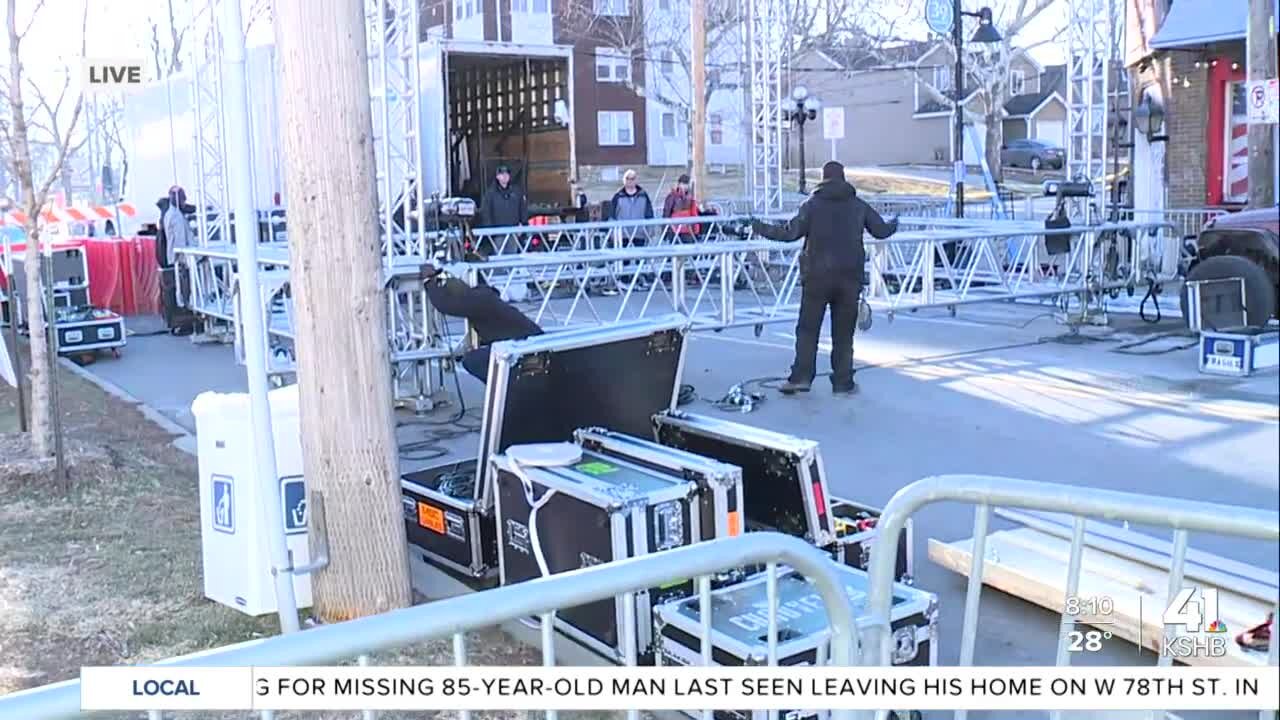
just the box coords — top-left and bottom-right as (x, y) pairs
(81, 301), (1278, 719)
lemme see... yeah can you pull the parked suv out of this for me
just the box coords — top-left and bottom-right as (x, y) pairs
(1180, 205), (1280, 328)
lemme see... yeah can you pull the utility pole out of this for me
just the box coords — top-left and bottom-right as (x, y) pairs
(1246, 0), (1277, 208)
(691, 0), (707, 200)
(274, 0), (413, 620)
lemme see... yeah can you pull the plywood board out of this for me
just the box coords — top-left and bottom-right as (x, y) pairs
(928, 530), (1272, 668)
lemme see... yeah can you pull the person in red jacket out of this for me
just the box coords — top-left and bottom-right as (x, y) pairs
(662, 174), (695, 217)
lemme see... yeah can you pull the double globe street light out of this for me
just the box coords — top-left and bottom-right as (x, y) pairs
(783, 85), (822, 194)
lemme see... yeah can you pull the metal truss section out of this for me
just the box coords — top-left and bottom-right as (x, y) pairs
(191, 0), (231, 248)
(1066, 0), (1119, 223)
(177, 216), (1177, 402)
(747, 0), (785, 212)
(367, 0), (425, 261)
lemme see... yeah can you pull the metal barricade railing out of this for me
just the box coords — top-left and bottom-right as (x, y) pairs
(0, 532), (860, 720)
(862, 475), (1280, 720)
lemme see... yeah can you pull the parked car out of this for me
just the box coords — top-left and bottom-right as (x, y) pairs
(1180, 205), (1280, 328)
(1000, 139), (1065, 171)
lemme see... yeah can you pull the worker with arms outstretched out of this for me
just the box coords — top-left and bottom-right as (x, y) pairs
(751, 161), (898, 396)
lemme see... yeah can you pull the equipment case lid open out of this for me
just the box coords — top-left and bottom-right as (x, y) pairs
(472, 315), (690, 509)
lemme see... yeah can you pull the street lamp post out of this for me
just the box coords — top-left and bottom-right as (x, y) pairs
(784, 86), (822, 194)
(951, 3), (1002, 218)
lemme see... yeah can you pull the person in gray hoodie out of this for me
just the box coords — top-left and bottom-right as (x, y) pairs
(609, 168), (654, 218)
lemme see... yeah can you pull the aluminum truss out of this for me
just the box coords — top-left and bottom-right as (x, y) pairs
(747, 0), (785, 213)
(1066, 0), (1125, 223)
(191, 0), (231, 249)
(177, 216), (1176, 378)
(367, 0), (425, 262)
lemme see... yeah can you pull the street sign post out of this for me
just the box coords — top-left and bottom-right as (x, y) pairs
(925, 0), (955, 36)
(822, 106), (845, 161)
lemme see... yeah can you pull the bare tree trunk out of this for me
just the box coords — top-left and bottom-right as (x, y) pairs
(274, 0), (412, 620)
(6, 0), (52, 457)
(690, 0), (707, 198)
(985, 114), (1004, 184)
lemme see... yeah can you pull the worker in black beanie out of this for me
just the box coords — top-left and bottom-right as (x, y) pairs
(751, 160), (898, 395)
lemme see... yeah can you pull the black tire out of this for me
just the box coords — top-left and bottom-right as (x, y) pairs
(1030, 156), (1042, 171)
(1179, 254), (1278, 328)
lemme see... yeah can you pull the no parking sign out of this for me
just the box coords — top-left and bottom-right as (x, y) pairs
(1247, 79), (1278, 124)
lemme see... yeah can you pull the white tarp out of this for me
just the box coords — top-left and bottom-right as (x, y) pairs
(1150, 0), (1247, 50)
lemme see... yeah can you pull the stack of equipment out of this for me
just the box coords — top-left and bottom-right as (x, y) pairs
(491, 446), (701, 665)
(573, 427), (745, 543)
(401, 316), (689, 588)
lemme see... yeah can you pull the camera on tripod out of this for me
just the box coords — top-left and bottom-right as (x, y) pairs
(1042, 179), (1094, 198)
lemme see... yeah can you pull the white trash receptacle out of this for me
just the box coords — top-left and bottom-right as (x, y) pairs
(193, 384), (312, 616)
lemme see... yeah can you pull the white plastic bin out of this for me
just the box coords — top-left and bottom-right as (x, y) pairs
(192, 384), (312, 615)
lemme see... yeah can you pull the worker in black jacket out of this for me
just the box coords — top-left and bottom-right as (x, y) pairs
(751, 161), (899, 395)
(477, 163), (528, 229)
(421, 263), (543, 383)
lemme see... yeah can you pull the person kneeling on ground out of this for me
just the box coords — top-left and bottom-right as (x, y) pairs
(750, 161), (898, 396)
(420, 262), (543, 383)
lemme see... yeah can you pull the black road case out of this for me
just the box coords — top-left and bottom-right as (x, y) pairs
(573, 427), (745, 543)
(652, 410), (836, 547)
(53, 307), (126, 356)
(491, 447), (701, 665)
(828, 495), (915, 585)
(653, 563), (937, 720)
(403, 316), (689, 586)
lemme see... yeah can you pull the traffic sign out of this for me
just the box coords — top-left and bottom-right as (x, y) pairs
(1246, 79), (1278, 124)
(822, 106), (845, 140)
(925, 0), (954, 36)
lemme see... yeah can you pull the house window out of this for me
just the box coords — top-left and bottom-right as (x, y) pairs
(659, 0), (671, 9)
(1009, 69), (1026, 95)
(595, 0), (629, 16)
(709, 113), (723, 145)
(595, 48), (630, 83)
(455, 0), (477, 20)
(661, 49), (674, 77)
(661, 112), (677, 138)
(532, 0), (549, 11)
(933, 64), (952, 93)
(598, 111), (635, 146)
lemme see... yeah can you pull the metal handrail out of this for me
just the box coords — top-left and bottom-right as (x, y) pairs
(0, 532), (859, 720)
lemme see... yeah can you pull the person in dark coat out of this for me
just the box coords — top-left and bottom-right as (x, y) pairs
(421, 263), (543, 383)
(477, 163), (528, 229)
(751, 161), (899, 395)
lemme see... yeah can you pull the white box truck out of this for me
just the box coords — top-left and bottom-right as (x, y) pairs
(121, 38), (576, 228)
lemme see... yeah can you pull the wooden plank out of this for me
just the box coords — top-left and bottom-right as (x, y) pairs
(927, 532), (1271, 668)
(994, 508), (1280, 604)
(1012, 509), (1280, 588)
(997, 529), (1267, 632)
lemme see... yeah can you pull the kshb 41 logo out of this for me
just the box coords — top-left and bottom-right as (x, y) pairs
(81, 59), (149, 91)
(1161, 587), (1229, 659)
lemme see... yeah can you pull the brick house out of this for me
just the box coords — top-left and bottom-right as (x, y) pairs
(1126, 0), (1267, 210)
